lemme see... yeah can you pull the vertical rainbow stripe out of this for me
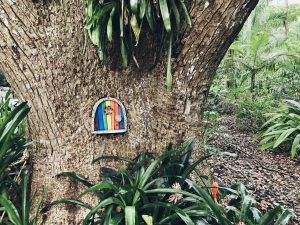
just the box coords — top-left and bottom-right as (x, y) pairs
(95, 100), (126, 132)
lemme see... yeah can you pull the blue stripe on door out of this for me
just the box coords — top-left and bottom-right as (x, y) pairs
(97, 104), (105, 130)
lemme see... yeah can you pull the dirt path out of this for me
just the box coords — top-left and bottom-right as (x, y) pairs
(206, 115), (300, 223)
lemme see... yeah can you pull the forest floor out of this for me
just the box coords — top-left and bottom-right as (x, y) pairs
(206, 114), (300, 224)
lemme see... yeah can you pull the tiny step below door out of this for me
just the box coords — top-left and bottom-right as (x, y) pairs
(92, 97), (127, 134)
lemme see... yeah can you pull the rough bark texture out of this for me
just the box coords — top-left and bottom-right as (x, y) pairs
(0, 0), (258, 223)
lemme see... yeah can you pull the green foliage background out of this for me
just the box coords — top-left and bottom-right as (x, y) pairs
(209, 1), (300, 128)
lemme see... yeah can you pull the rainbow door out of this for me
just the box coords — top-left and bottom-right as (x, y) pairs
(92, 97), (127, 134)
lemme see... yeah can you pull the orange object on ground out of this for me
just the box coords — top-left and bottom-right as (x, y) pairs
(211, 181), (219, 203)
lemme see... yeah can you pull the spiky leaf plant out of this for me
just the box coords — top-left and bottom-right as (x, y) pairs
(212, 182), (293, 225)
(0, 168), (46, 225)
(83, 0), (192, 91)
(0, 97), (46, 225)
(259, 99), (300, 158)
(0, 101), (29, 191)
(42, 140), (292, 224)
(42, 140), (212, 225)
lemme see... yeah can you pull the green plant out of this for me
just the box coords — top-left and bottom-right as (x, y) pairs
(0, 101), (29, 192)
(213, 183), (293, 225)
(42, 140), (213, 225)
(0, 100), (46, 224)
(146, 180), (293, 225)
(42, 140), (292, 225)
(0, 100), (46, 225)
(236, 94), (277, 129)
(259, 99), (300, 158)
(83, 0), (191, 91)
(209, 3), (300, 125)
(0, 168), (46, 225)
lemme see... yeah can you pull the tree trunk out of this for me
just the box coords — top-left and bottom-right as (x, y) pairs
(0, 0), (258, 223)
(251, 72), (256, 91)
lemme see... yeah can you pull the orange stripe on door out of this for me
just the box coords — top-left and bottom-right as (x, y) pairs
(111, 101), (115, 130)
(114, 101), (120, 129)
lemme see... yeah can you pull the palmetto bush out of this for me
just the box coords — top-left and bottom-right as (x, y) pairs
(259, 99), (300, 158)
(43, 140), (292, 225)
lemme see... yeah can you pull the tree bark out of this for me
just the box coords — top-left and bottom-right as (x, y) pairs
(0, 0), (258, 223)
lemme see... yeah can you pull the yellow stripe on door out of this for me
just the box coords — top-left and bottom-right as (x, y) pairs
(106, 101), (112, 130)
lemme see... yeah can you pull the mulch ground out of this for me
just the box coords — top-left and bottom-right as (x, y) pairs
(206, 115), (300, 224)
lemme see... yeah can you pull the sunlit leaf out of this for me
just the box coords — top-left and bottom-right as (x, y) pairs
(125, 206), (136, 225)
(159, 0), (172, 32)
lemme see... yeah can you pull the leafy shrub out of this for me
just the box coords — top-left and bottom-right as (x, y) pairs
(204, 111), (220, 122)
(208, 3), (300, 125)
(236, 95), (277, 128)
(43, 141), (292, 225)
(259, 99), (300, 158)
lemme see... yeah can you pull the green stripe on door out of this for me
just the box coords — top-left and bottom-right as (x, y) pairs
(102, 102), (108, 130)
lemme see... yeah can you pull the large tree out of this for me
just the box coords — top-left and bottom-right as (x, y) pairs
(0, 0), (258, 223)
